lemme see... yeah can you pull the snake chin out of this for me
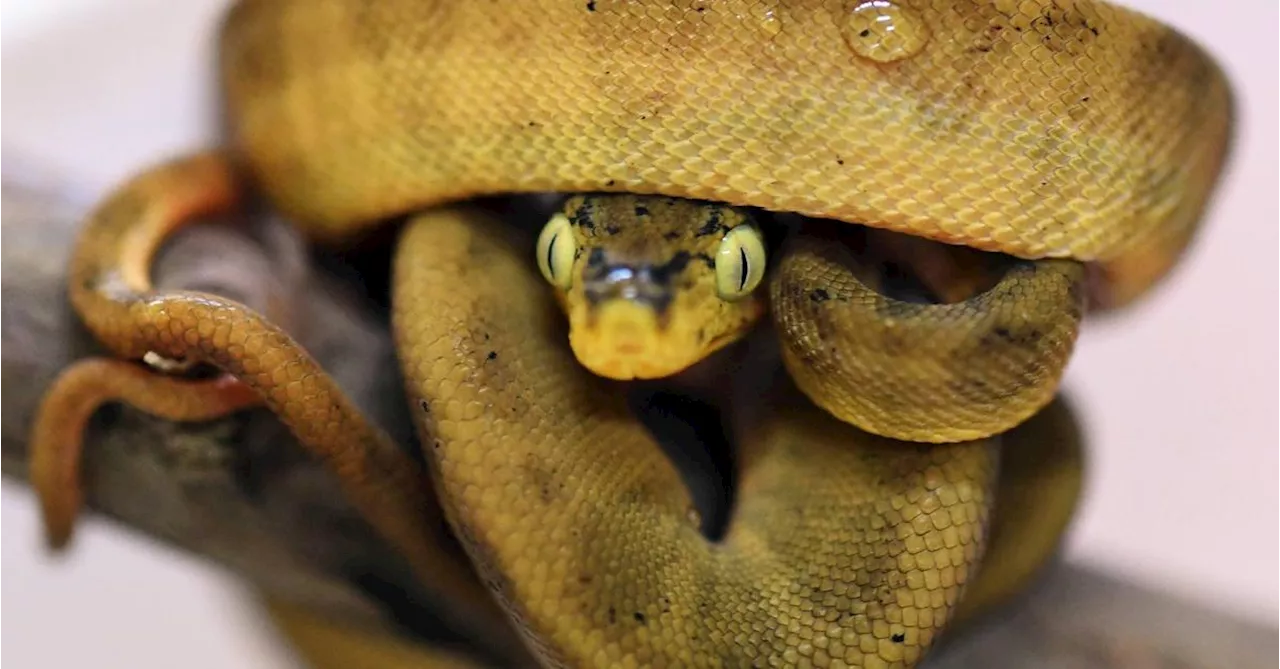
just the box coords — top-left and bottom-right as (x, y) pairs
(568, 299), (740, 380)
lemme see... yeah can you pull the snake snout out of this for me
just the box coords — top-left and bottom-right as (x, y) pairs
(568, 300), (694, 380)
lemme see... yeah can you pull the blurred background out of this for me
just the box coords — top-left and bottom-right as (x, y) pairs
(2, 0), (1276, 666)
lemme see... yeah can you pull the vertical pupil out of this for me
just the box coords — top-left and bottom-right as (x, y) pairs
(738, 246), (749, 291)
(546, 233), (558, 277)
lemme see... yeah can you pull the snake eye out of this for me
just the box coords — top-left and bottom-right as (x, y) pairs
(536, 212), (577, 289)
(715, 223), (766, 300)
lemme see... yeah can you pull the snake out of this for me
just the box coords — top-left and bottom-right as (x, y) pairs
(24, 0), (1231, 667)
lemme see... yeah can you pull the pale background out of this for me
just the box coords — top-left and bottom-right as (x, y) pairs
(2, 0), (1276, 666)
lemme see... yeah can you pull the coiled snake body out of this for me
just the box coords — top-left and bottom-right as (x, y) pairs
(27, 0), (1231, 667)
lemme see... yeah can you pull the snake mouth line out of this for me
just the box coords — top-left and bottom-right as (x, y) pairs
(572, 325), (755, 381)
(568, 320), (744, 381)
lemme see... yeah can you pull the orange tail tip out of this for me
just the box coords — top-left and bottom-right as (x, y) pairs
(29, 357), (261, 551)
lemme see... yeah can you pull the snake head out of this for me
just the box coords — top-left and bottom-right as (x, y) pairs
(537, 193), (768, 380)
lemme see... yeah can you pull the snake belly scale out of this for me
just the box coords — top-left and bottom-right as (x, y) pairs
(25, 0), (1231, 667)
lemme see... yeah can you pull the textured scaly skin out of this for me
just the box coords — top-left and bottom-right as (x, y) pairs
(260, 398), (1085, 667)
(393, 208), (998, 667)
(772, 227), (1085, 442)
(26, 0), (1230, 666)
(36, 153), (1076, 668)
(219, 0), (1231, 309)
(949, 396), (1086, 627)
(216, 0), (1231, 440)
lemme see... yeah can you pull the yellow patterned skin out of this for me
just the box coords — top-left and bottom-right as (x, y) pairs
(220, 0), (1231, 311)
(393, 207), (999, 667)
(772, 225), (1086, 442)
(25, 0), (1231, 666)
(261, 400), (1085, 668)
(213, 0), (1231, 441)
(950, 396), (1085, 627)
(27, 153), (1082, 668)
(541, 191), (1085, 442)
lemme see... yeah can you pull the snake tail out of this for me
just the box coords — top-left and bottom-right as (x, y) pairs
(28, 151), (529, 662)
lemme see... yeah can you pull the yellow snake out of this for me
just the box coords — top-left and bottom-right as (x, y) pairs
(25, 0), (1231, 667)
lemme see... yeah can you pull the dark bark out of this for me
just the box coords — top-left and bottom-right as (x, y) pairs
(1, 177), (1273, 669)
(924, 560), (1276, 668)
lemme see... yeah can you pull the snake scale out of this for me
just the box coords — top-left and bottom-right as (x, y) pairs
(26, 0), (1231, 667)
